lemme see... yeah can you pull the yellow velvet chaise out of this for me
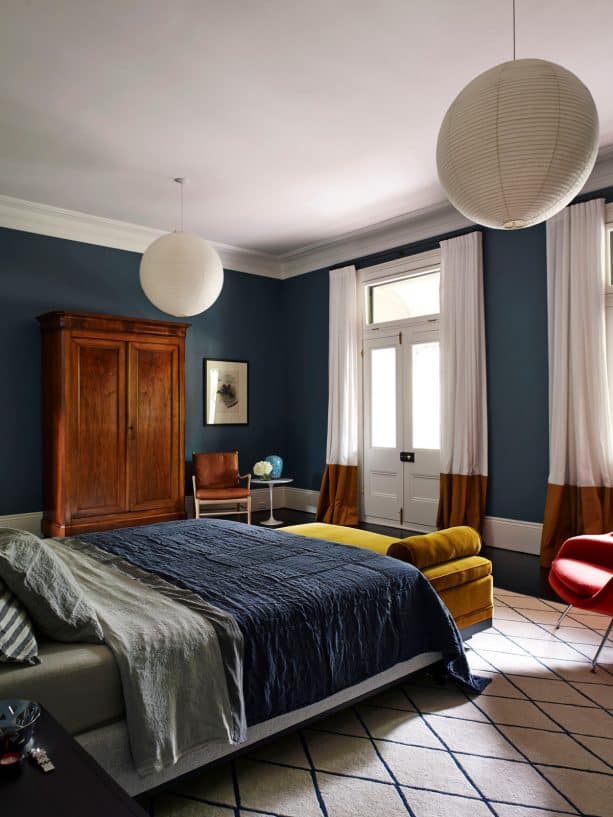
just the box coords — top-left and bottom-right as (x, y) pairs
(283, 523), (493, 634)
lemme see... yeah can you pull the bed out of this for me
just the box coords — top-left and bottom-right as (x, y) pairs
(0, 519), (486, 795)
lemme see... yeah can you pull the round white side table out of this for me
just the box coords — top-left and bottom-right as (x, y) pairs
(251, 477), (294, 526)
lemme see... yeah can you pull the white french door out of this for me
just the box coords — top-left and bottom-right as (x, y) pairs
(363, 333), (404, 520)
(362, 326), (440, 530)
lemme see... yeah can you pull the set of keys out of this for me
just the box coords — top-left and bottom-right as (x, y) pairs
(29, 746), (55, 773)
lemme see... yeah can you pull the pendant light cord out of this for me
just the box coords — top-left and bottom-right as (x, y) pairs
(174, 176), (189, 233)
(179, 178), (184, 232)
(174, 177), (186, 232)
(512, 0), (516, 60)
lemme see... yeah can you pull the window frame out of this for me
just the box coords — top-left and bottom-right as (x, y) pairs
(359, 248), (442, 336)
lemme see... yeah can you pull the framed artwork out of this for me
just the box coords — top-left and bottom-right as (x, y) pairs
(203, 358), (249, 425)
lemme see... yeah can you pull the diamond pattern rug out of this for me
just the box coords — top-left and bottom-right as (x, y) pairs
(153, 589), (613, 817)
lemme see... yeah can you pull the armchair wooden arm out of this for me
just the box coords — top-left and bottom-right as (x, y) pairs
(238, 473), (252, 490)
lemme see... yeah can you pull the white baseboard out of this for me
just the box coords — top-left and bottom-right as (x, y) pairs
(250, 487), (285, 511)
(481, 516), (542, 556)
(0, 511), (43, 535)
(281, 487), (320, 514)
(0, 493), (278, 532)
(0, 495), (542, 556)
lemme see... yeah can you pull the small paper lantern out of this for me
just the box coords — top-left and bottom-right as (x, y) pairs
(436, 58), (599, 229)
(140, 231), (224, 317)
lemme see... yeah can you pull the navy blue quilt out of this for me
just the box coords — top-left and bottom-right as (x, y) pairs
(80, 519), (486, 724)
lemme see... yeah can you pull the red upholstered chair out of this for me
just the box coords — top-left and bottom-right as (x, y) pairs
(549, 533), (613, 671)
(192, 451), (251, 524)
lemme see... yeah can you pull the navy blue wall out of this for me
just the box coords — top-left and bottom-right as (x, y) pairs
(0, 226), (285, 515)
(483, 226), (549, 521)
(282, 269), (329, 491)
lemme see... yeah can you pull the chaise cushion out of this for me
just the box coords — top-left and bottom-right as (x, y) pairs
(389, 526), (482, 569)
(423, 555), (492, 593)
(282, 523), (394, 555)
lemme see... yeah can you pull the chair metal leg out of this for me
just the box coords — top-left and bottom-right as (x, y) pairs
(591, 618), (613, 672)
(555, 604), (572, 630)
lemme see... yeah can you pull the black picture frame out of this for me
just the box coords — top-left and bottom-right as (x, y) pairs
(203, 358), (249, 425)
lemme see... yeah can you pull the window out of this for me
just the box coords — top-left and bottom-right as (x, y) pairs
(370, 347), (397, 448)
(412, 342), (440, 449)
(367, 269), (440, 325)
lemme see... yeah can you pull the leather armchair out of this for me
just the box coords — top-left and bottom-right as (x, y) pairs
(192, 451), (251, 524)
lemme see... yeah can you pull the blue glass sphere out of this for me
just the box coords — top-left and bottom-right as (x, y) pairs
(265, 455), (283, 479)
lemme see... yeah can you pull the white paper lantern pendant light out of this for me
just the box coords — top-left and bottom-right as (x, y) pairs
(436, 0), (599, 230)
(140, 178), (224, 317)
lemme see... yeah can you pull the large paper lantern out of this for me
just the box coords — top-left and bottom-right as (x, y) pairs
(140, 231), (224, 317)
(436, 58), (599, 229)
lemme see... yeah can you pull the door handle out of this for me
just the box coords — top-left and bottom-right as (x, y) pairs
(400, 451), (415, 463)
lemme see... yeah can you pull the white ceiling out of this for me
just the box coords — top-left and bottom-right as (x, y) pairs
(1, 0), (613, 256)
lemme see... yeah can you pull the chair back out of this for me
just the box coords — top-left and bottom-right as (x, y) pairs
(192, 451), (240, 490)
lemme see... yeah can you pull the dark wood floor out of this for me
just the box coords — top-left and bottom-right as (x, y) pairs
(251, 508), (557, 601)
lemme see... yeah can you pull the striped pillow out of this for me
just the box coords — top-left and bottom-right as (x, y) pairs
(0, 577), (39, 665)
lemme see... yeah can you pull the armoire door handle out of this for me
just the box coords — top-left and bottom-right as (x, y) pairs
(400, 451), (415, 463)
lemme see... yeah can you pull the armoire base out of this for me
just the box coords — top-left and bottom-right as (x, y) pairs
(42, 510), (187, 538)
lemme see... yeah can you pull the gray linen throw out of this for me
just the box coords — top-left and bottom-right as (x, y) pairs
(48, 537), (245, 776)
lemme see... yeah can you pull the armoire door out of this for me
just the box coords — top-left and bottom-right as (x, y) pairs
(128, 341), (181, 512)
(69, 337), (128, 518)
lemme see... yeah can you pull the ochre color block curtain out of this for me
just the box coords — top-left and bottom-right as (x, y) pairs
(317, 464), (359, 526)
(540, 198), (613, 566)
(437, 232), (488, 533)
(316, 265), (359, 526)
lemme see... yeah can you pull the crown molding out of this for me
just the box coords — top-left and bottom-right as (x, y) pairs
(279, 144), (613, 279)
(278, 201), (471, 279)
(0, 194), (282, 278)
(584, 143), (613, 193)
(2, 145), (613, 282)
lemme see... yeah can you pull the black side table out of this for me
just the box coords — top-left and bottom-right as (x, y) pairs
(0, 707), (148, 817)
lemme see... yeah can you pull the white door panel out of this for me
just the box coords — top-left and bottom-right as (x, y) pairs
(404, 333), (440, 528)
(362, 334), (403, 521)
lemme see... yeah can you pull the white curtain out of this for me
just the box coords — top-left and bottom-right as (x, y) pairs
(326, 265), (359, 466)
(440, 231), (488, 477)
(547, 198), (613, 488)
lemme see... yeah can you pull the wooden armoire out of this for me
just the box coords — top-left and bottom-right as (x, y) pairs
(38, 311), (189, 536)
